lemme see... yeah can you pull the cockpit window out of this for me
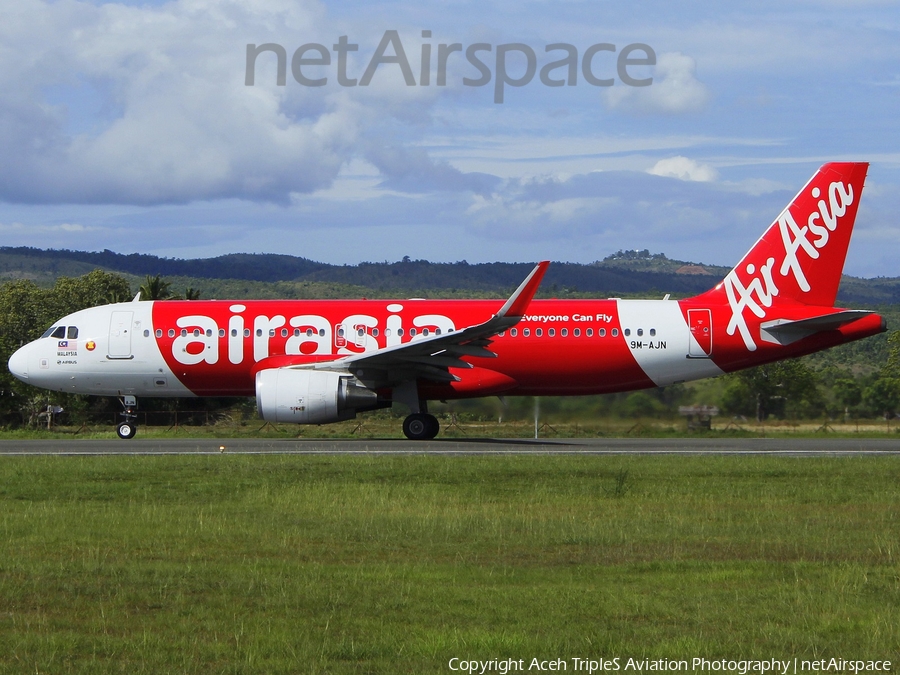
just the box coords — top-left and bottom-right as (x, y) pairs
(50, 326), (66, 339)
(41, 326), (59, 339)
(67, 326), (78, 339)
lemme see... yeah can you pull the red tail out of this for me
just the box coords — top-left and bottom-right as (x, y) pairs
(705, 162), (868, 308)
(692, 162), (869, 353)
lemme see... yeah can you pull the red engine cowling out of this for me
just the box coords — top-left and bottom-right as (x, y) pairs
(256, 369), (377, 424)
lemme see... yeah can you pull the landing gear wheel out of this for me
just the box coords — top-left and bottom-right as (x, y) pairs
(403, 413), (440, 440)
(116, 421), (137, 440)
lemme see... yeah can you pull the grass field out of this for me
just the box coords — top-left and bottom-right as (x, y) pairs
(0, 454), (898, 673)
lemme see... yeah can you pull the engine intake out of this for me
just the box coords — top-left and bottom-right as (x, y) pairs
(256, 369), (378, 424)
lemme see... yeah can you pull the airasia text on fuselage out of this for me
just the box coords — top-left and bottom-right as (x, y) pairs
(165, 303), (463, 366)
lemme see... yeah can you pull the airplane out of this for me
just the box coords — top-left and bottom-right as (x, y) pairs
(7, 162), (886, 440)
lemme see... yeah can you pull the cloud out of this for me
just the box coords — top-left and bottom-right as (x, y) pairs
(647, 156), (718, 182)
(364, 143), (501, 195)
(0, 0), (443, 206)
(604, 52), (710, 114)
(459, 171), (789, 257)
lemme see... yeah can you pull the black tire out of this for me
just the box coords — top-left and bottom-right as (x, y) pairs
(425, 413), (440, 439)
(116, 422), (137, 440)
(403, 413), (439, 440)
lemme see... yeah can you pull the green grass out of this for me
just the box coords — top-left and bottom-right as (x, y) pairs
(0, 455), (898, 673)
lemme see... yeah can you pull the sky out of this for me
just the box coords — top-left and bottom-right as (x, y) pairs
(2, 0), (900, 276)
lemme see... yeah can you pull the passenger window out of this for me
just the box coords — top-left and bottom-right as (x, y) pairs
(168, 329), (175, 338)
(573, 328), (580, 337)
(510, 328), (517, 337)
(373, 328), (380, 337)
(523, 328), (530, 337)
(410, 328), (417, 337)
(548, 328), (555, 337)
(637, 328), (643, 337)
(218, 329), (225, 338)
(599, 328), (606, 337)
(536, 328), (543, 337)
(155, 329), (162, 338)
(586, 328), (594, 337)
(143, 330), (150, 338)
(624, 328), (631, 337)
(612, 328), (619, 337)
(244, 329), (250, 337)
(67, 326), (78, 339)
(650, 328), (656, 336)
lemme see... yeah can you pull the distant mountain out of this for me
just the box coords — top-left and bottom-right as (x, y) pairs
(1, 246), (898, 305)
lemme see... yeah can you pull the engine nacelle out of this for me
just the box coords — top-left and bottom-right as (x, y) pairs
(256, 369), (378, 424)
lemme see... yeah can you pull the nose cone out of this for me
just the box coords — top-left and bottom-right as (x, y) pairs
(8, 344), (30, 381)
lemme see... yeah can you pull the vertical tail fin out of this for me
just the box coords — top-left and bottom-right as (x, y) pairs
(704, 162), (868, 309)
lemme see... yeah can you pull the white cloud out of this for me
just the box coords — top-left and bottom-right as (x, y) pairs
(604, 52), (710, 114)
(0, 0), (444, 206)
(647, 156), (718, 182)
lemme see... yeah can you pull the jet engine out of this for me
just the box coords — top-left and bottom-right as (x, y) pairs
(256, 369), (378, 424)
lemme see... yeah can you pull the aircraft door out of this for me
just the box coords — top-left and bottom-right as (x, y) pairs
(353, 324), (367, 348)
(334, 324), (347, 348)
(108, 311), (134, 359)
(687, 309), (712, 358)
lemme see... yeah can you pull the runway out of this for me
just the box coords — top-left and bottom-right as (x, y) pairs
(0, 437), (898, 455)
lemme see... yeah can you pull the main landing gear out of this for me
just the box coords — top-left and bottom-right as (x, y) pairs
(391, 381), (441, 440)
(116, 395), (138, 440)
(402, 412), (440, 441)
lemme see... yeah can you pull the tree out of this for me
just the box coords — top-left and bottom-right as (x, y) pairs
(833, 378), (862, 420)
(885, 331), (900, 376)
(50, 270), (133, 316)
(619, 391), (663, 418)
(721, 359), (822, 421)
(863, 378), (900, 419)
(139, 274), (172, 300)
(0, 270), (131, 423)
(182, 287), (201, 300)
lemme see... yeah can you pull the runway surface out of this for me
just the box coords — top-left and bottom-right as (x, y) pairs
(0, 437), (898, 455)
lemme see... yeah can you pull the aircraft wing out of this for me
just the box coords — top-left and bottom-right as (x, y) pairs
(304, 261), (549, 387)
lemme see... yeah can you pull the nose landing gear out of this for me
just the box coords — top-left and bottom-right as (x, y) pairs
(116, 395), (138, 439)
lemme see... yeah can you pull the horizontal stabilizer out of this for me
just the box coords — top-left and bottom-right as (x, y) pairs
(760, 310), (874, 346)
